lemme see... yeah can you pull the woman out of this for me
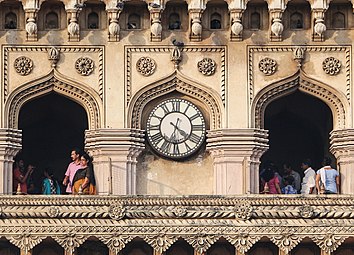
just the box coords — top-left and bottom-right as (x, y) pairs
(72, 153), (96, 195)
(42, 168), (61, 195)
(262, 166), (281, 194)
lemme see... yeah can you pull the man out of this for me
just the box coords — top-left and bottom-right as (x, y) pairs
(316, 157), (340, 194)
(300, 159), (316, 194)
(13, 159), (33, 194)
(63, 149), (82, 194)
(283, 163), (301, 193)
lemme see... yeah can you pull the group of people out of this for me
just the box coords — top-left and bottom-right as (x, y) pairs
(260, 157), (340, 195)
(13, 148), (96, 195)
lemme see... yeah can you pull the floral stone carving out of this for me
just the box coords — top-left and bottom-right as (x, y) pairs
(299, 205), (314, 218)
(234, 204), (253, 220)
(108, 204), (126, 220)
(322, 57), (341, 75)
(136, 57), (156, 76)
(197, 58), (216, 76)
(14, 56), (33, 76)
(75, 57), (94, 76)
(259, 57), (277, 75)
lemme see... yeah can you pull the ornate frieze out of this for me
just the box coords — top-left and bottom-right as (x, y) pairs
(198, 58), (217, 76)
(136, 57), (156, 76)
(322, 57), (341, 76)
(14, 56), (33, 76)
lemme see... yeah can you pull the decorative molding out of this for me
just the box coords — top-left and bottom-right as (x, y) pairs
(8, 234), (44, 254)
(14, 56), (33, 76)
(312, 235), (348, 253)
(144, 234), (178, 253)
(125, 46), (227, 105)
(270, 234), (303, 254)
(136, 57), (156, 76)
(248, 46), (351, 102)
(322, 57), (341, 76)
(185, 235), (219, 254)
(75, 57), (95, 76)
(225, 234), (261, 254)
(258, 57), (277, 76)
(53, 233), (88, 254)
(198, 58), (217, 76)
(99, 234), (133, 255)
(3, 46), (104, 101)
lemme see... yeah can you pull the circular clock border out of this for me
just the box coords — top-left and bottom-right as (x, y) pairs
(146, 98), (206, 160)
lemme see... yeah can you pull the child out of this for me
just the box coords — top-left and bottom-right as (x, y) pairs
(42, 169), (61, 195)
(282, 176), (297, 194)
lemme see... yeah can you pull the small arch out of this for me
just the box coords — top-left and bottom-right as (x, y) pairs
(4, 12), (17, 29)
(127, 71), (223, 130)
(250, 12), (260, 29)
(332, 11), (345, 28)
(45, 11), (59, 29)
(5, 70), (102, 130)
(88, 12), (99, 29)
(251, 71), (348, 130)
(169, 13), (181, 30)
(210, 12), (222, 29)
(290, 12), (303, 29)
(128, 13), (141, 29)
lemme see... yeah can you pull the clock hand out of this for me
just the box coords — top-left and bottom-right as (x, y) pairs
(169, 118), (180, 142)
(170, 120), (189, 139)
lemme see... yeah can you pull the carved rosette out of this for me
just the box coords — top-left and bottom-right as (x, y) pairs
(322, 57), (341, 75)
(136, 57), (156, 76)
(312, 235), (348, 253)
(259, 57), (277, 75)
(185, 235), (219, 254)
(99, 234), (133, 255)
(172, 206), (187, 218)
(14, 56), (33, 76)
(108, 204), (126, 220)
(225, 234), (261, 254)
(144, 235), (178, 253)
(270, 234), (303, 254)
(75, 57), (94, 76)
(47, 206), (60, 217)
(53, 233), (88, 255)
(8, 234), (44, 254)
(197, 58), (216, 76)
(234, 204), (253, 220)
(299, 205), (314, 218)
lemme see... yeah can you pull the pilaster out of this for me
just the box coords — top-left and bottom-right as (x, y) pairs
(207, 129), (268, 194)
(0, 129), (22, 195)
(330, 129), (354, 194)
(24, 8), (38, 41)
(85, 128), (145, 195)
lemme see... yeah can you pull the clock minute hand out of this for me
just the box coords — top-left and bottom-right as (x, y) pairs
(170, 121), (189, 139)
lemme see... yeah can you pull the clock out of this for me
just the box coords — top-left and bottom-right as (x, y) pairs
(146, 98), (206, 159)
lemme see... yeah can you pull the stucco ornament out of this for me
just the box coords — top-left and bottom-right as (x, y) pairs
(75, 57), (94, 76)
(108, 204), (126, 220)
(198, 58), (216, 76)
(271, 18), (283, 36)
(136, 57), (156, 76)
(234, 204), (253, 220)
(151, 22), (162, 36)
(231, 20), (243, 35)
(68, 22), (80, 36)
(47, 206), (60, 217)
(109, 21), (120, 36)
(259, 57), (277, 75)
(322, 57), (341, 75)
(48, 47), (60, 67)
(14, 56), (33, 76)
(172, 206), (187, 217)
(25, 18), (37, 35)
(299, 205), (314, 218)
(314, 19), (326, 36)
(191, 20), (202, 36)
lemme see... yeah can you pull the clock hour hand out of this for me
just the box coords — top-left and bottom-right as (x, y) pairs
(170, 119), (188, 139)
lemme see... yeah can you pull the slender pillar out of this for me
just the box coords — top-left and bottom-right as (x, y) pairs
(85, 129), (145, 195)
(207, 129), (268, 194)
(330, 129), (354, 194)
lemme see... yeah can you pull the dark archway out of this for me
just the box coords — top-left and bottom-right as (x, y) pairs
(18, 93), (88, 194)
(261, 91), (333, 173)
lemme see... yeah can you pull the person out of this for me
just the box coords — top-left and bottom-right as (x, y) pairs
(283, 163), (301, 193)
(72, 153), (96, 195)
(26, 163), (36, 194)
(282, 176), (297, 194)
(13, 159), (33, 194)
(316, 157), (340, 194)
(62, 148), (82, 194)
(300, 159), (316, 194)
(261, 166), (281, 194)
(43, 168), (61, 195)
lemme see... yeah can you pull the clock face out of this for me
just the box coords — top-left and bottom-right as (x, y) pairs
(146, 98), (206, 159)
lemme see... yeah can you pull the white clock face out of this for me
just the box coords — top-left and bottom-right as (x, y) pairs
(146, 98), (206, 159)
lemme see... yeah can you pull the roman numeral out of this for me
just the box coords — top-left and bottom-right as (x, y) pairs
(173, 143), (180, 154)
(161, 104), (170, 114)
(190, 113), (199, 121)
(149, 124), (160, 130)
(151, 133), (163, 143)
(171, 101), (181, 112)
(192, 124), (204, 131)
(189, 133), (200, 144)
(183, 105), (190, 114)
(184, 142), (192, 151)
(152, 114), (162, 121)
(161, 140), (171, 152)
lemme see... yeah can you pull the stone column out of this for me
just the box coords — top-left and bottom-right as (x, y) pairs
(230, 9), (244, 41)
(0, 129), (22, 195)
(66, 8), (81, 41)
(269, 9), (284, 42)
(207, 129), (268, 195)
(330, 129), (354, 194)
(107, 2), (124, 42)
(85, 129), (145, 195)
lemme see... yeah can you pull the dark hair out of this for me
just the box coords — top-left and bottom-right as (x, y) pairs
(72, 148), (82, 157)
(323, 156), (332, 166)
(284, 176), (294, 185)
(44, 168), (54, 177)
(283, 162), (292, 169)
(302, 159), (312, 167)
(81, 153), (92, 163)
(263, 167), (275, 182)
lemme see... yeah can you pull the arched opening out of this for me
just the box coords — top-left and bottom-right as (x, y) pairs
(4, 12), (17, 29)
(18, 93), (88, 194)
(250, 12), (260, 29)
(45, 11), (59, 29)
(261, 91), (333, 178)
(127, 14), (141, 29)
(210, 12), (222, 29)
(88, 12), (99, 29)
(290, 12), (303, 29)
(168, 13), (181, 30)
(332, 11), (345, 28)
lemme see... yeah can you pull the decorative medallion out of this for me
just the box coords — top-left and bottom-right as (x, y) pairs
(234, 204), (253, 220)
(136, 57), (156, 76)
(259, 57), (277, 75)
(14, 56), (33, 76)
(197, 58), (216, 76)
(172, 206), (187, 218)
(75, 57), (94, 76)
(299, 205), (314, 218)
(108, 204), (126, 220)
(47, 206), (60, 218)
(322, 57), (341, 75)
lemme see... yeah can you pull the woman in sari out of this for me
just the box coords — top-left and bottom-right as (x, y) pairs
(72, 153), (96, 195)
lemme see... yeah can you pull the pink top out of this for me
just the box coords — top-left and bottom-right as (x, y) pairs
(65, 161), (82, 193)
(268, 176), (280, 194)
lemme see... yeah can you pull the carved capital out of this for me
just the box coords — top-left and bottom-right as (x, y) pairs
(270, 234), (303, 254)
(185, 235), (219, 254)
(312, 235), (348, 253)
(8, 234), (44, 254)
(53, 233), (88, 255)
(144, 235), (178, 253)
(99, 233), (133, 255)
(225, 234), (261, 254)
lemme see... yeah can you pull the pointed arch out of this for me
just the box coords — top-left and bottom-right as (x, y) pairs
(251, 70), (348, 130)
(127, 71), (223, 130)
(5, 70), (102, 129)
